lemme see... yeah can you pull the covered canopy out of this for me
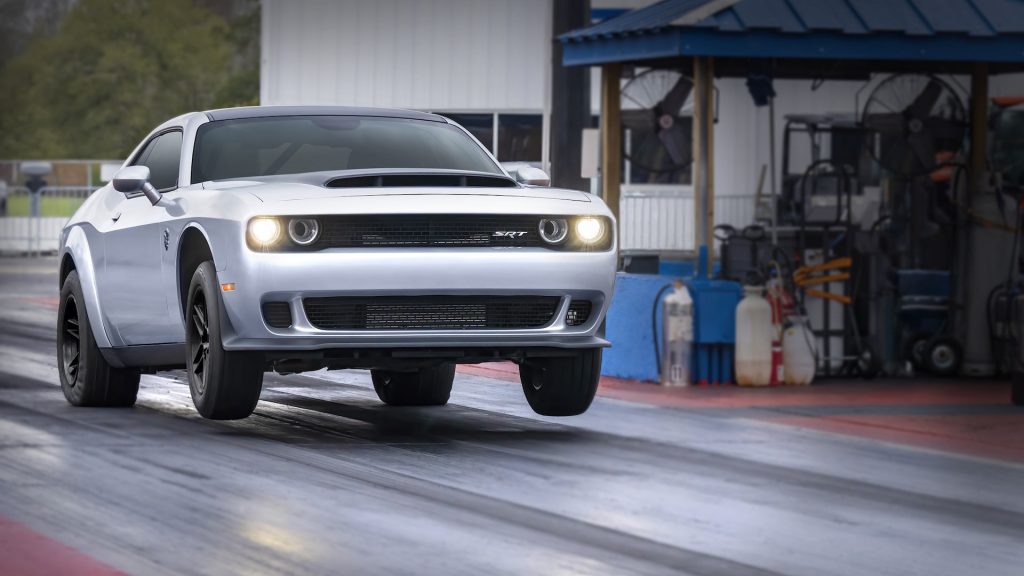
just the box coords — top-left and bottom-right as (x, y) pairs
(560, 0), (1024, 75)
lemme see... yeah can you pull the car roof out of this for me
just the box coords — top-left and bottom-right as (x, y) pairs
(203, 105), (448, 123)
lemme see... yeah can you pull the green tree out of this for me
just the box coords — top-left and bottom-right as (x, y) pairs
(0, 0), (256, 159)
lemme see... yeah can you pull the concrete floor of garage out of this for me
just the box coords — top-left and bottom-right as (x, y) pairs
(465, 363), (1024, 464)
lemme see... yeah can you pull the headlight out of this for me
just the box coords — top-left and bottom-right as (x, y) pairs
(287, 218), (320, 245)
(574, 217), (606, 244)
(538, 218), (568, 244)
(248, 217), (282, 247)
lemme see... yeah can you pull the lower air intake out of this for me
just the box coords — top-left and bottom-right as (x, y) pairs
(566, 300), (593, 326)
(303, 296), (560, 330)
(262, 301), (293, 328)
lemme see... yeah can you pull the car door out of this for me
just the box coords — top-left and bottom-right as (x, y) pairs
(99, 130), (183, 346)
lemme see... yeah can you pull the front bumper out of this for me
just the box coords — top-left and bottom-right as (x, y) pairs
(215, 248), (617, 352)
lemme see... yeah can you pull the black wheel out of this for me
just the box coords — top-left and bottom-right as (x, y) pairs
(57, 270), (139, 407)
(185, 261), (264, 419)
(904, 333), (930, 369)
(371, 364), (455, 406)
(1012, 372), (1024, 406)
(923, 336), (962, 377)
(519, 349), (601, 416)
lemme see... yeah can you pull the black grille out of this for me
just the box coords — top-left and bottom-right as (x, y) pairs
(313, 215), (544, 249)
(303, 296), (560, 330)
(262, 302), (293, 328)
(566, 300), (593, 326)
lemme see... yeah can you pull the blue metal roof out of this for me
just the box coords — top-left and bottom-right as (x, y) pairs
(561, 0), (1024, 67)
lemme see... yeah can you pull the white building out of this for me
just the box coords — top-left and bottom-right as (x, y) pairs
(260, 0), (1024, 252)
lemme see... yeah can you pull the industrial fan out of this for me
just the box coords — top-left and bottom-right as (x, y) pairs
(861, 74), (967, 177)
(621, 69), (694, 180)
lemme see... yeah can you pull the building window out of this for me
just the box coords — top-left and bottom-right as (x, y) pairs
(438, 113), (494, 153)
(497, 114), (542, 163)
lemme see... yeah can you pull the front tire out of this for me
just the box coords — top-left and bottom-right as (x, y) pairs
(185, 261), (264, 420)
(57, 270), (140, 407)
(372, 364), (455, 406)
(520, 349), (601, 416)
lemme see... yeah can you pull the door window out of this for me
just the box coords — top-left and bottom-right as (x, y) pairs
(132, 131), (183, 191)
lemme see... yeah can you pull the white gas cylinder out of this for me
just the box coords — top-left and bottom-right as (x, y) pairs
(735, 285), (773, 386)
(783, 316), (816, 385)
(661, 282), (693, 386)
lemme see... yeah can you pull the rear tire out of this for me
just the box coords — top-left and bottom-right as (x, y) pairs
(520, 349), (601, 416)
(57, 270), (140, 407)
(372, 364), (455, 406)
(185, 261), (264, 420)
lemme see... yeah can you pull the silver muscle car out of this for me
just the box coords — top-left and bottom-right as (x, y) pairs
(57, 106), (616, 419)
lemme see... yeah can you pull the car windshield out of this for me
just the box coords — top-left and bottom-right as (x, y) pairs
(191, 115), (500, 182)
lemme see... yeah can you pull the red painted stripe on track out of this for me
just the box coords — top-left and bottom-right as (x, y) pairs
(0, 515), (125, 576)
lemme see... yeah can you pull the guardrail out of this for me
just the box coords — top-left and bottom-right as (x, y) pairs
(0, 186), (97, 255)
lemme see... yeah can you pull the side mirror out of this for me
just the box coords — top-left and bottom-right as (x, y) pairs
(112, 166), (161, 205)
(514, 165), (551, 187)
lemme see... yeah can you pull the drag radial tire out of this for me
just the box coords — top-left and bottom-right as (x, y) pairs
(185, 261), (264, 420)
(520, 349), (601, 416)
(371, 364), (455, 406)
(57, 270), (140, 407)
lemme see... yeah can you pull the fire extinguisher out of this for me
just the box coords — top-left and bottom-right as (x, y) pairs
(765, 273), (792, 385)
(661, 281), (693, 386)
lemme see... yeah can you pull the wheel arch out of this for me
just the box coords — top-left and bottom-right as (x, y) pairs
(60, 225), (116, 349)
(177, 224), (216, 320)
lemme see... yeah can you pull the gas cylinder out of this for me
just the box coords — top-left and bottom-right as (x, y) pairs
(735, 284), (773, 386)
(661, 281), (693, 387)
(783, 316), (816, 385)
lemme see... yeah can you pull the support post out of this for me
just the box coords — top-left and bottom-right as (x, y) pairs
(600, 62), (622, 222)
(550, 0), (590, 191)
(692, 57), (715, 276)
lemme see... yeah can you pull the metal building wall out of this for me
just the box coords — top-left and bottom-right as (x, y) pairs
(261, 0), (550, 111)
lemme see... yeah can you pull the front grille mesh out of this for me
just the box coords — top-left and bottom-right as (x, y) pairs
(566, 300), (593, 326)
(303, 296), (560, 330)
(314, 215), (545, 249)
(262, 301), (293, 328)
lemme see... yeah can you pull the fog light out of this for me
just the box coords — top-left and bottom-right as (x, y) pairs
(538, 218), (568, 244)
(575, 217), (605, 243)
(288, 218), (320, 246)
(248, 217), (282, 246)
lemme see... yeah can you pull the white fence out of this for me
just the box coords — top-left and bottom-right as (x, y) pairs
(619, 185), (759, 252)
(0, 186), (96, 255)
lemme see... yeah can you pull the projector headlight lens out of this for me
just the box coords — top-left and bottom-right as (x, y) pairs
(287, 218), (320, 246)
(538, 218), (568, 244)
(248, 217), (282, 247)
(575, 217), (605, 244)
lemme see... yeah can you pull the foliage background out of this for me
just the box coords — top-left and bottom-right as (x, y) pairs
(0, 0), (259, 160)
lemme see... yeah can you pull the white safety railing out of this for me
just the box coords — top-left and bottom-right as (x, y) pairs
(619, 184), (759, 252)
(0, 186), (97, 255)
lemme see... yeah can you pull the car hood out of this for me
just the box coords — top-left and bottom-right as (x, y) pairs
(202, 169), (591, 203)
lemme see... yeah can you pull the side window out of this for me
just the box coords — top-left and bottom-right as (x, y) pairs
(131, 131), (183, 191)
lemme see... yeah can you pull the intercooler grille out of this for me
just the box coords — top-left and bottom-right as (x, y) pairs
(313, 215), (545, 248)
(303, 296), (561, 330)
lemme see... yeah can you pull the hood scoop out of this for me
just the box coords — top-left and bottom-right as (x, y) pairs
(326, 173), (518, 189)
